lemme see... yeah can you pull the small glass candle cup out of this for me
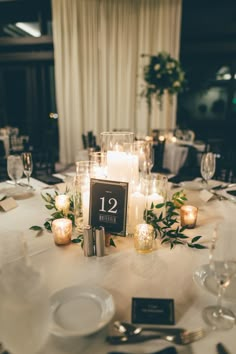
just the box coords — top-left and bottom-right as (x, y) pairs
(180, 205), (198, 229)
(55, 194), (70, 216)
(52, 218), (72, 245)
(134, 223), (154, 254)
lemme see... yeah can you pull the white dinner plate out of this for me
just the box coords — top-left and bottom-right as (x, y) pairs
(50, 285), (115, 337)
(193, 264), (236, 302)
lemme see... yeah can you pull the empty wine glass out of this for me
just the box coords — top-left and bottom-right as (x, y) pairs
(132, 141), (154, 175)
(200, 152), (216, 187)
(202, 221), (236, 330)
(21, 152), (33, 188)
(7, 155), (24, 187)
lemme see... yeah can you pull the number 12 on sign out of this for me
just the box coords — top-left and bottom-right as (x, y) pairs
(89, 179), (128, 235)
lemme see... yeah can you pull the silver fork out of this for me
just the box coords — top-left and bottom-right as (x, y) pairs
(106, 328), (206, 345)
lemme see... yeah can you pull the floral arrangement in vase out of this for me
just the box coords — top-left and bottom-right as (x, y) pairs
(141, 51), (187, 111)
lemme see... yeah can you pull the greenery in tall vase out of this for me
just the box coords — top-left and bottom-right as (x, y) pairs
(141, 52), (187, 112)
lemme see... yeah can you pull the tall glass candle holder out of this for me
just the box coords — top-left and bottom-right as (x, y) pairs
(144, 173), (168, 216)
(100, 132), (138, 183)
(131, 140), (153, 175)
(100, 131), (134, 152)
(89, 151), (107, 179)
(74, 161), (99, 231)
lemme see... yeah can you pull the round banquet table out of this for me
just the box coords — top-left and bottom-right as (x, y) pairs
(0, 178), (236, 354)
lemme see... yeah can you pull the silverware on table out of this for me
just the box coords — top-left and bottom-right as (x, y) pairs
(113, 321), (185, 337)
(211, 183), (236, 191)
(107, 346), (177, 354)
(107, 328), (206, 345)
(210, 190), (228, 201)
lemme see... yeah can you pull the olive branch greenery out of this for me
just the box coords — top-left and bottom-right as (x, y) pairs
(144, 190), (207, 250)
(30, 190), (206, 251)
(29, 191), (116, 247)
(30, 191), (76, 235)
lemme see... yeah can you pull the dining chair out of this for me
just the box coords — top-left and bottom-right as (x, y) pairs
(0, 140), (7, 181)
(151, 140), (170, 174)
(175, 129), (195, 142)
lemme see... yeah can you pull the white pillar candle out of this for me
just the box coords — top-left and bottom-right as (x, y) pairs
(147, 192), (164, 209)
(107, 151), (139, 183)
(128, 191), (146, 234)
(82, 190), (90, 225)
(52, 218), (72, 245)
(55, 195), (70, 215)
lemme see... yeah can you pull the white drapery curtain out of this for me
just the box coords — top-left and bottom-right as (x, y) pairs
(52, 0), (182, 164)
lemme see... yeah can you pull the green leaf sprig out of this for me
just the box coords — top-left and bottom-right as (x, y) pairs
(144, 190), (207, 250)
(30, 191), (116, 247)
(30, 191), (76, 235)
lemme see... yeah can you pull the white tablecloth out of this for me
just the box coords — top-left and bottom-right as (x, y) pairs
(0, 178), (236, 354)
(163, 141), (205, 175)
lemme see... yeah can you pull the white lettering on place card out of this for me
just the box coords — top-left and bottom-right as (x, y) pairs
(0, 197), (18, 211)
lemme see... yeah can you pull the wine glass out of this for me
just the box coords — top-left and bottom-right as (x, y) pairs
(200, 152), (216, 187)
(202, 221), (236, 330)
(7, 155), (24, 187)
(21, 152), (33, 188)
(132, 141), (154, 175)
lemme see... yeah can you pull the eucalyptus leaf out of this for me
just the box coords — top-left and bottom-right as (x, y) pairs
(191, 235), (202, 243)
(188, 243), (207, 249)
(72, 238), (82, 243)
(110, 238), (116, 247)
(30, 225), (43, 231)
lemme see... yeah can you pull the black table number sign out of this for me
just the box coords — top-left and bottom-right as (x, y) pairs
(89, 178), (128, 235)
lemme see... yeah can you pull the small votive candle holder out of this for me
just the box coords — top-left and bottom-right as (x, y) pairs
(52, 218), (72, 245)
(55, 194), (70, 215)
(180, 205), (198, 229)
(134, 223), (154, 253)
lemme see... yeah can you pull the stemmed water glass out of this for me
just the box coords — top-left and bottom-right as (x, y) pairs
(7, 155), (24, 187)
(202, 221), (236, 330)
(132, 141), (154, 175)
(21, 152), (33, 188)
(200, 152), (216, 187)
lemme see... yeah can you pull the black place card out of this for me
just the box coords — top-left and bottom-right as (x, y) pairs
(132, 297), (175, 325)
(89, 178), (128, 236)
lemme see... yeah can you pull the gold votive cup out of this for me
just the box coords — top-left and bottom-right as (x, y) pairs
(180, 205), (198, 229)
(134, 223), (154, 253)
(55, 194), (70, 215)
(52, 218), (72, 245)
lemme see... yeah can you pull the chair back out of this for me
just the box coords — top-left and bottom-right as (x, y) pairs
(175, 129), (195, 142)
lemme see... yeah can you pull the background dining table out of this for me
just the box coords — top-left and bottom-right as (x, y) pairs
(163, 140), (205, 175)
(0, 178), (236, 354)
